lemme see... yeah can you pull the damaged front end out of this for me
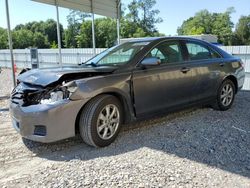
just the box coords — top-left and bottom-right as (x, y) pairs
(11, 81), (77, 107)
(9, 66), (117, 143)
(11, 66), (116, 106)
(9, 80), (86, 143)
(38, 81), (77, 105)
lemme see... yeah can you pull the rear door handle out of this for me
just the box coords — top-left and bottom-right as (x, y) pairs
(181, 67), (190, 73)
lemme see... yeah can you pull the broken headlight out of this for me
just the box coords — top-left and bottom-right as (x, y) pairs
(40, 82), (77, 105)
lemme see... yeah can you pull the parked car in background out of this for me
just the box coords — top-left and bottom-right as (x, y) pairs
(10, 37), (245, 147)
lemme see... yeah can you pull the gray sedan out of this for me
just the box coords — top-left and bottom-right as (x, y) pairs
(10, 37), (245, 147)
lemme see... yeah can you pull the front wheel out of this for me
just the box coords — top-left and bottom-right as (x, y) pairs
(213, 79), (236, 111)
(79, 95), (123, 147)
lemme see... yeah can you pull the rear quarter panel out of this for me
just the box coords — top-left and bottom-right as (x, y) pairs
(220, 57), (245, 92)
(208, 43), (245, 94)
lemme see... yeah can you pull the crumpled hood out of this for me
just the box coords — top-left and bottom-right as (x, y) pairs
(18, 66), (117, 87)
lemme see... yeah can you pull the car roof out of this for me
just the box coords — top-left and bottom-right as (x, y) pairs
(126, 36), (210, 44)
(124, 36), (233, 59)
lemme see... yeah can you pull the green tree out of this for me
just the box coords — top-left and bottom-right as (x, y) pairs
(67, 10), (90, 24)
(44, 19), (64, 46)
(125, 0), (147, 37)
(177, 10), (212, 35)
(126, 0), (140, 23)
(30, 21), (45, 33)
(138, 0), (163, 34)
(76, 20), (92, 48)
(235, 15), (250, 45)
(6, 1), (163, 49)
(120, 19), (138, 38)
(69, 0), (163, 47)
(12, 29), (34, 49)
(15, 21), (45, 34)
(14, 20), (64, 48)
(126, 0), (163, 35)
(77, 18), (117, 48)
(64, 10), (90, 48)
(0, 27), (8, 49)
(14, 24), (25, 30)
(64, 27), (78, 48)
(132, 28), (147, 38)
(33, 32), (49, 48)
(96, 18), (117, 48)
(50, 41), (58, 48)
(177, 8), (234, 45)
(211, 8), (235, 45)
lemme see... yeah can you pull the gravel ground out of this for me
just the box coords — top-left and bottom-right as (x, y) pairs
(0, 68), (250, 187)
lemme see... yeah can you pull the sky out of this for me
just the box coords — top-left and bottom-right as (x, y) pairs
(0, 0), (250, 35)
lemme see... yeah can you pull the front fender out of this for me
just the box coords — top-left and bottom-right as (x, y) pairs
(69, 73), (135, 122)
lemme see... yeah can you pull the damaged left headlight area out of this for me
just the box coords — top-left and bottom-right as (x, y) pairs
(39, 81), (78, 105)
(11, 81), (77, 106)
(40, 87), (69, 105)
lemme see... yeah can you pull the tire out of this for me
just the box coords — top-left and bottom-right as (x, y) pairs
(213, 79), (236, 111)
(79, 95), (123, 147)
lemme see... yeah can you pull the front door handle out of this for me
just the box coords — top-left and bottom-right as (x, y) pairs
(181, 67), (190, 73)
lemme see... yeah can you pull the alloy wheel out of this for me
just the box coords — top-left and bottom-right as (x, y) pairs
(220, 83), (234, 107)
(97, 104), (120, 140)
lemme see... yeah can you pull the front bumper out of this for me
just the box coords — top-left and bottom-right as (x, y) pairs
(9, 99), (86, 143)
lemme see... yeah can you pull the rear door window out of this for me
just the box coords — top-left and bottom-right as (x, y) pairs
(186, 42), (221, 61)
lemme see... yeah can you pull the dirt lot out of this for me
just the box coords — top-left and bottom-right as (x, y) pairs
(0, 68), (250, 187)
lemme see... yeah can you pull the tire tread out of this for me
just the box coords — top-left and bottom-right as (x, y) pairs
(80, 95), (111, 147)
(213, 79), (235, 111)
(79, 95), (121, 147)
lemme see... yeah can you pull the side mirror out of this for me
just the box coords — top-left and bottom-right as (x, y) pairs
(141, 57), (161, 66)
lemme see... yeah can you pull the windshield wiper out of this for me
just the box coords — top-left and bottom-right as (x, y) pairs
(88, 62), (98, 67)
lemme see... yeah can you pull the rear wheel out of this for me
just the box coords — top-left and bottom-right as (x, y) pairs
(79, 95), (123, 147)
(213, 79), (235, 111)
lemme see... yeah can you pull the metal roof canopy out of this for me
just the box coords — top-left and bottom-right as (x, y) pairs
(31, 0), (121, 66)
(32, 0), (119, 18)
(5, 0), (121, 88)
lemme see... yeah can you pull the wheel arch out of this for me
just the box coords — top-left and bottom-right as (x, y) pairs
(224, 75), (238, 93)
(74, 91), (135, 135)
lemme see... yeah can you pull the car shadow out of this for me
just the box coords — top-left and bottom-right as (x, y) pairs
(23, 91), (250, 178)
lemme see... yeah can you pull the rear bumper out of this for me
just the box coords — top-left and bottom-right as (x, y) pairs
(9, 99), (86, 143)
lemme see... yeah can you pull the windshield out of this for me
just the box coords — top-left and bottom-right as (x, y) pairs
(85, 41), (150, 66)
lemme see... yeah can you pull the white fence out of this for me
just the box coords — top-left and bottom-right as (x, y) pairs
(0, 48), (106, 69)
(0, 46), (250, 90)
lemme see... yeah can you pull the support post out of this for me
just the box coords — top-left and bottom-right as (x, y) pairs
(90, 0), (96, 56)
(55, 0), (62, 68)
(5, 0), (16, 87)
(116, 0), (121, 45)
